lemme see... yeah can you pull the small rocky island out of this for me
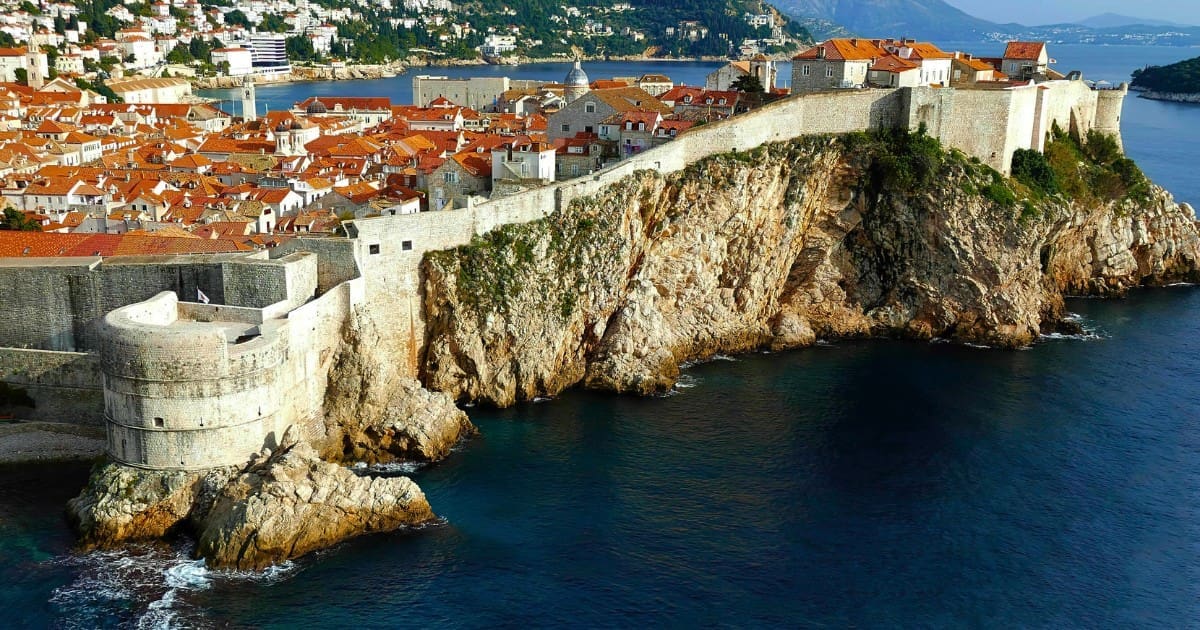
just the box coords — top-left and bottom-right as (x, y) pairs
(1131, 55), (1200, 102)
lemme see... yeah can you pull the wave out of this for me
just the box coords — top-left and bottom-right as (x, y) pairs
(1040, 312), (1107, 342)
(351, 460), (425, 475)
(49, 540), (299, 629)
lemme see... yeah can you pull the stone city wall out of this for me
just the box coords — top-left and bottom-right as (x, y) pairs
(0, 253), (314, 352)
(0, 348), (104, 423)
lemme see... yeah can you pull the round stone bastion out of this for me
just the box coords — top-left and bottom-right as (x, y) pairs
(99, 291), (288, 470)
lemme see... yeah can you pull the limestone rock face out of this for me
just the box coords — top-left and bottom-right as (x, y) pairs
(195, 438), (434, 570)
(421, 137), (1200, 402)
(321, 318), (476, 462)
(67, 462), (233, 547)
(341, 378), (477, 463)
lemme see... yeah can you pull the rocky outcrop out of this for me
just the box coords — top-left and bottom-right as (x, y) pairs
(69, 315), (471, 569)
(338, 378), (477, 463)
(321, 319), (477, 463)
(195, 435), (434, 570)
(69, 431), (437, 569)
(421, 135), (1200, 403)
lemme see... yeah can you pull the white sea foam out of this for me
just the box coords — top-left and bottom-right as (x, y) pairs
(532, 396), (553, 403)
(360, 460), (425, 475)
(50, 539), (299, 629)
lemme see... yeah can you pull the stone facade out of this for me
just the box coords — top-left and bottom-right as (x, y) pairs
(792, 59), (870, 91)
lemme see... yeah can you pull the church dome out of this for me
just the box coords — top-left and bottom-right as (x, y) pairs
(565, 60), (589, 87)
(306, 99), (328, 114)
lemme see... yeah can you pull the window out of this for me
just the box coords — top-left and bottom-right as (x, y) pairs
(402, 240), (413, 251)
(585, 125), (593, 133)
(571, 165), (580, 175)
(825, 66), (834, 78)
(369, 243), (380, 255)
(802, 64), (810, 76)
(153, 417), (164, 428)
(584, 102), (595, 113)
(560, 124), (570, 132)
(444, 171), (458, 183)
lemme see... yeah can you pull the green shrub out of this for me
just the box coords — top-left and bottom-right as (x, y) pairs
(982, 182), (1017, 208)
(1011, 149), (1059, 196)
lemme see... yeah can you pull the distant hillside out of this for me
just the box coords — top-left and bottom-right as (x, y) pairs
(1131, 55), (1200, 94)
(770, 0), (1014, 40)
(1076, 13), (1190, 29)
(772, 0), (1200, 46)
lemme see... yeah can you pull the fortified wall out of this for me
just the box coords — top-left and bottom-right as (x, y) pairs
(0, 79), (1126, 470)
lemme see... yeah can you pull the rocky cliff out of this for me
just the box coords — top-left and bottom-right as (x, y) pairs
(421, 132), (1200, 404)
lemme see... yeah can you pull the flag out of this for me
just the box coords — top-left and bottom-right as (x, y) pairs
(197, 289), (210, 304)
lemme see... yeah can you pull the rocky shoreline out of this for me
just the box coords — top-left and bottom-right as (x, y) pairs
(190, 53), (755, 91)
(68, 376), (474, 569)
(421, 134), (1200, 404)
(1137, 90), (1200, 104)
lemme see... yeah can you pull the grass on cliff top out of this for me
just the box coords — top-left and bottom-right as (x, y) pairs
(424, 201), (613, 322)
(1030, 126), (1151, 207)
(839, 125), (1151, 222)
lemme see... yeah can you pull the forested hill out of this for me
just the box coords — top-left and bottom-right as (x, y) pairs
(334, 0), (811, 61)
(1132, 56), (1200, 94)
(771, 0), (1007, 41)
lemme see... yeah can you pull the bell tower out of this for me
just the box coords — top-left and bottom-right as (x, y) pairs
(241, 75), (257, 122)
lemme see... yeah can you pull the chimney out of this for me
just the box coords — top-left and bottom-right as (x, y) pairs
(817, 46), (826, 59)
(850, 38), (858, 47)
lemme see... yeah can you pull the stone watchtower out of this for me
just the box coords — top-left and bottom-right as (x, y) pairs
(1094, 82), (1129, 151)
(564, 60), (590, 104)
(241, 74), (257, 122)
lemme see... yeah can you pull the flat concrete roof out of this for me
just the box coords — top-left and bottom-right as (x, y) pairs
(0, 257), (101, 268)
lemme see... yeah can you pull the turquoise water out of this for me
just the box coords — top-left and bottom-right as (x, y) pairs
(3, 45), (1200, 627)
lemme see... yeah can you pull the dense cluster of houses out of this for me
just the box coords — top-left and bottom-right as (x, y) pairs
(0, 37), (1066, 258)
(0, 60), (792, 257)
(790, 38), (1055, 91)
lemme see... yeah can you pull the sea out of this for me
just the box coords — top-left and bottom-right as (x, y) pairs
(2, 44), (1198, 628)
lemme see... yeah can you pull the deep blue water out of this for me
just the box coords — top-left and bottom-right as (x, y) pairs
(4, 45), (1200, 627)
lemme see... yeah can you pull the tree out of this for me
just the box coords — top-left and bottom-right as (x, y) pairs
(19, 1), (39, 15)
(224, 9), (251, 28)
(13, 68), (26, 85)
(286, 35), (318, 62)
(166, 44), (194, 64)
(189, 37), (216, 61)
(0, 207), (41, 231)
(259, 13), (288, 33)
(732, 74), (764, 93)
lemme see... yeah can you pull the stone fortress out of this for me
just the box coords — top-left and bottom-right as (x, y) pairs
(0, 77), (1128, 471)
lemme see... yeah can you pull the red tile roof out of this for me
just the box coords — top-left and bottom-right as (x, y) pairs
(1004, 41), (1045, 61)
(794, 39), (886, 62)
